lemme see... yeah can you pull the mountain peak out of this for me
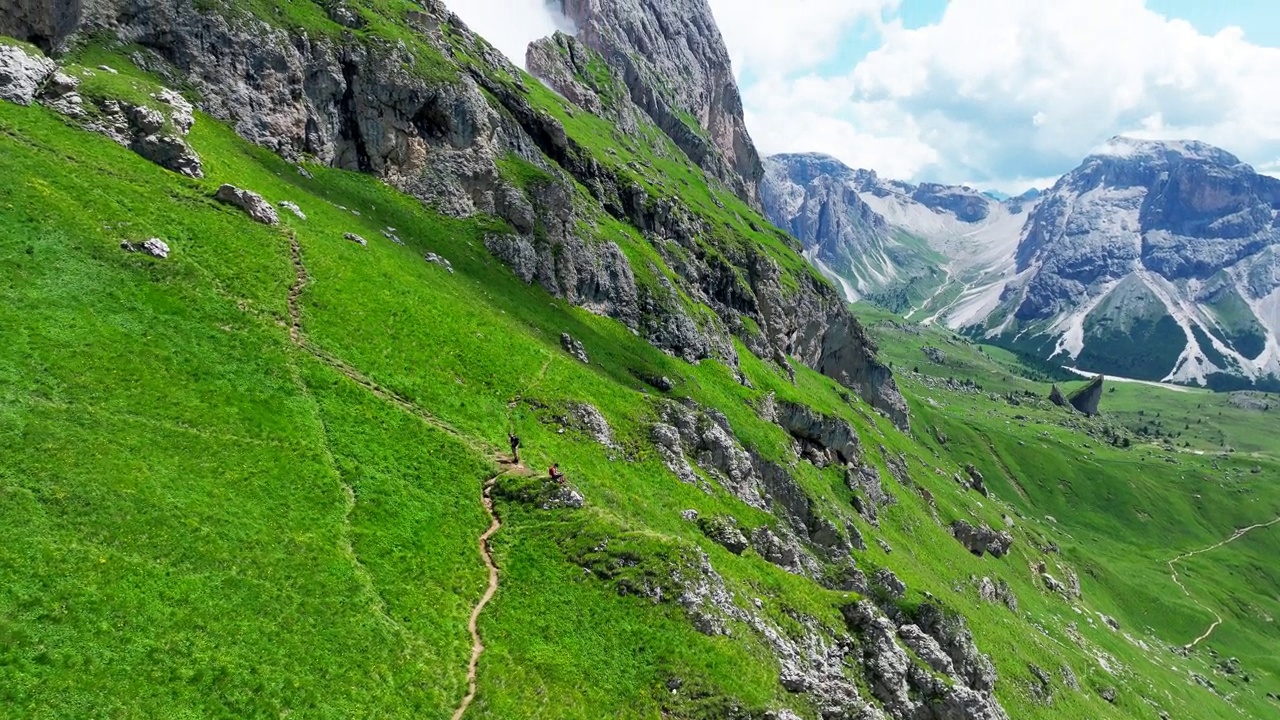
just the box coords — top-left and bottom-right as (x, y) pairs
(1089, 136), (1243, 167)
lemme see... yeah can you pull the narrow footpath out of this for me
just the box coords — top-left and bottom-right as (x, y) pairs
(286, 233), (511, 718)
(1168, 516), (1280, 649)
(451, 476), (503, 720)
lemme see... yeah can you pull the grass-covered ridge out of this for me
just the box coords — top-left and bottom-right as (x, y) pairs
(1, 28), (1278, 720)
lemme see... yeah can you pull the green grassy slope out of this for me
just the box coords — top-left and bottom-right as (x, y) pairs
(2, 38), (1279, 720)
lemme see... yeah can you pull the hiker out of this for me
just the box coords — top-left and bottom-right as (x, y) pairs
(508, 432), (521, 464)
(548, 463), (565, 485)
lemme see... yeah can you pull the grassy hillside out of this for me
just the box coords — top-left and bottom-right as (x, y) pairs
(1, 36), (1279, 720)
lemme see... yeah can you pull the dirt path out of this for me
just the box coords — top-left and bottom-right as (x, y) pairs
(1168, 516), (1280, 649)
(287, 234), (513, 715)
(451, 475), (504, 720)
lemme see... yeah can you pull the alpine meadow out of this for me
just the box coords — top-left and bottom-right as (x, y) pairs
(0, 1), (1278, 720)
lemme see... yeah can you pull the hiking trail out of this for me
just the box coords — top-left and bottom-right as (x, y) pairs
(286, 234), (517, 716)
(450, 473), (507, 720)
(1168, 515), (1280, 649)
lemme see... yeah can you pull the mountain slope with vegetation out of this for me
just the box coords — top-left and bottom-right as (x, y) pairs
(0, 3), (1278, 720)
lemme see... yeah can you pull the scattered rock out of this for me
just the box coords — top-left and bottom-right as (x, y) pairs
(951, 520), (1014, 558)
(976, 576), (1019, 612)
(877, 538), (893, 555)
(343, 232), (367, 247)
(1028, 663), (1053, 704)
(278, 201), (306, 220)
(965, 464), (989, 497)
(543, 483), (585, 510)
(1098, 686), (1117, 703)
(36, 70), (83, 117)
(1060, 664), (1080, 691)
(297, 165), (313, 179)
(0, 45), (55, 105)
(1101, 614), (1120, 631)
(120, 237), (170, 259)
(871, 568), (906, 599)
(215, 185), (278, 224)
(1041, 573), (1066, 595)
(97, 64), (119, 74)
(922, 345), (948, 364)
(424, 251), (454, 273)
(1065, 568), (1082, 599)
(680, 509), (699, 522)
(698, 515), (748, 555)
(561, 333), (590, 364)
(570, 403), (615, 448)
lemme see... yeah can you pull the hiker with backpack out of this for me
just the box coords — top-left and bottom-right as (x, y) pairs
(508, 432), (521, 464)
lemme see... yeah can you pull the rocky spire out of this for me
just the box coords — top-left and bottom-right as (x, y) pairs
(554, 0), (764, 209)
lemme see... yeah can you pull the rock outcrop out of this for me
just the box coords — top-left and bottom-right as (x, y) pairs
(555, 0), (763, 208)
(652, 401), (864, 577)
(1048, 384), (1067, 407)
(1068, 375), (1104, 416)
(215, 185), (278, 225)
(0, 43), (55, 105)
(5, 42), (206, 177)
(951, 520), (1014, 558)
(774, 400), (861, 467)
(843, 601), (1009, 720)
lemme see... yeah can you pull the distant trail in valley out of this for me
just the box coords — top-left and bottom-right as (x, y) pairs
(1168, 516), (1280, 649)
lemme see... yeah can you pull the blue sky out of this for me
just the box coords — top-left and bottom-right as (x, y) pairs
(709, 0), (1280, 191)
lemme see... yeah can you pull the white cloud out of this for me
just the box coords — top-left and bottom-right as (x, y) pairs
(443, 0), (571, 68)
(728, 0), (1280, 187)
(707, 0), (895, 79)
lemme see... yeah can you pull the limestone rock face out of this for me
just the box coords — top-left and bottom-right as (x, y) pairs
(555, 0), (763, 208)
(0, 43), (55, 105)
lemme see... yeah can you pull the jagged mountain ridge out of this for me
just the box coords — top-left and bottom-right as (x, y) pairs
(971, 137), (1280, 388)
(769, 141), (1280, 389)
(554, 0), (764, 209)
(761, 153), (1036, 321)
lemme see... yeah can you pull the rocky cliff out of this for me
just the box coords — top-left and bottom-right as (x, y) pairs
(553, 0), (764, 209)
(0, 0), (907, 426)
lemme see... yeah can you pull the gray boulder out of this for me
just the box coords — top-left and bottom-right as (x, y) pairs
(0, 43), (54, 105)
(560, 333), (590, 364)
(278, 200), (306, 220)
(215, 185), (278, 224)
(121, 237), (170, 259)
(570, 403), (615, 449)
(951, 520), (1014, 558)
